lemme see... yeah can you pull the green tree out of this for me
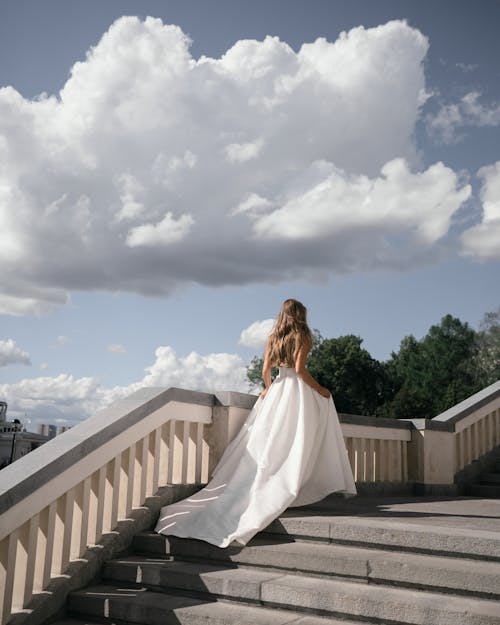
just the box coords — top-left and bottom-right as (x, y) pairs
(246, 311), (497, 419)
(307, 334), (385, 415)
(474, 307), (500, 386)
(381, 314), (480, 418)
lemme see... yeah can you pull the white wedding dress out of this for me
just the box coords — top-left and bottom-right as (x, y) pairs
(155, 367), (357, 547)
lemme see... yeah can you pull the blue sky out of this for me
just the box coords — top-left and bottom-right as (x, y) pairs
(0, 0), (499, 424)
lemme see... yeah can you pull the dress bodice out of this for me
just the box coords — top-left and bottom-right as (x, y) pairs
(277, 366), (298, 378)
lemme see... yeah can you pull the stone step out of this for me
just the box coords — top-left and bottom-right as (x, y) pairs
(138, 516), (500, 562)
(52, 621), (110, 625)
(66, 585), (367, 625)
(470, 484), (500, 498)
(68, 578), (500, 625)
(481, 473), (500, 484)
(258, 512), (500, 560)
(128, 535), (500, 598)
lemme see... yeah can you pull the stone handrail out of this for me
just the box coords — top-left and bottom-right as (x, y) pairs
(340, 414), (411, 483)
(1, 381), (499, 625)
(433, 380), (500, 477)
(0, 387), (215, 625)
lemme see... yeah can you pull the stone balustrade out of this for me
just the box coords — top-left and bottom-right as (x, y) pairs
(0, 380), (499, 625)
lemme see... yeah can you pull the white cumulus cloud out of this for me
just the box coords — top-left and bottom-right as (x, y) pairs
(224, 138), (264, 163)
(0, 345), (250, 424)
(107, 344), (127, 354)
(239, 319), (275, 348)
(51, 335), (69, 348)
(252, 159), (470, 268)
(126, 211), (194, 247)
(0, 374), (102, 423)
(427, 91), (500, 143)
(462, 161), (500, 260)
(0, 16), (474, 315)
(0, 339), (31, 367)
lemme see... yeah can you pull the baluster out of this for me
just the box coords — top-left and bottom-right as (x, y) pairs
(479, 419), (485, 456)
(77, 477), (91, 555)
(201, 423), (210, 483)
(139, 435), (149, 505)
(471, 422), (478, 462)
(386, 440), (394, 480)
(357, 438), (367, 482)
(164, 421), (174, 485)
(125, 443), (136, 516)
(41, 501), (57, 590)
(167, 421), (176, 483)
(86, 470), (100, 545)
(366, 439), (375, 482)
(195, 422), (204, 483)
(93, 467), (106, 543)
(350, 438), (358, 482)
(132, 442), (142, 509)
(172, 421), (183, 483)
(0, 536), (9, 625)
(373, 439), (382, 481)
(145, 430), (156, 498)
(186, 422), (197, 483)
(345, 437), (354, 475)
(402, 440), (408, 481)
(392, 440), (402, 481)
(465, 426), (472, 466)
(71, 480), (86, 559)
(110, 456), (121, 531)
(102, 460), (115, 533)
(381, 440), (390, 480)
(52, 491), (75, 575)
(151, 427), (162, 495)
(33, 508), (48, 593)
(24, 515), (39, 605)
(11, 523), (29, 614)
(117, 451), (128, 520)
(181, 421), (190, 483)
(456, 431), (463, 472)
(0, 531), (17, 625)
(484, 414), (491, 454)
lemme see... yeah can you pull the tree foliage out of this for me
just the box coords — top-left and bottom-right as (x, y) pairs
(246, 309), (499, 419)
(307, 334), (385, 415)
(474, 306), (500, 386)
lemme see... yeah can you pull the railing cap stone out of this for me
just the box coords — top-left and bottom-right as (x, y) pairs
(432, 380), (500, 424)
(339, 413), (413, 429)
(0, 386), (214, 516)
(214, 391), (259, 409)
(401, 418), (455, 432)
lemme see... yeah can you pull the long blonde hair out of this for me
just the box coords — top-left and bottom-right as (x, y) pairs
(266, 299), (312, 367)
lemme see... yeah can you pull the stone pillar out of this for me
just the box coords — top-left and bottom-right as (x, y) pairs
(404, 418), (456, 494)
(205, 392), (258, 477)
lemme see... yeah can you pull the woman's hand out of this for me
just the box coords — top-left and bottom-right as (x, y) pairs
(260, 388), (269, 399)
(319, 386), (331, 398)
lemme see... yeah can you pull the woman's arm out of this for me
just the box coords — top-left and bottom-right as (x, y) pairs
(295, 339), (331, 398)
(260, 340), (272, 398)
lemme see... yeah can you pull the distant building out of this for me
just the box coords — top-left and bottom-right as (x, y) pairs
(36, 423), (72, 438)
(0, 401), (50, 469)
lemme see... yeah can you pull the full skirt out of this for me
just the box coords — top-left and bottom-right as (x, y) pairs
(154, 367), (357, 547)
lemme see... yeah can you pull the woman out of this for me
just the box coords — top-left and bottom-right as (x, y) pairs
(155, 299), (357, 547)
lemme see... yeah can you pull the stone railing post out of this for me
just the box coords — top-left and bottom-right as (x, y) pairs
(205, 392), (258, 477)
(403, 419), (456, 493)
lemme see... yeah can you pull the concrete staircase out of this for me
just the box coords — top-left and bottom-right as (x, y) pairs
(51, 496), (500, 625)
(470, 461), (500, 498)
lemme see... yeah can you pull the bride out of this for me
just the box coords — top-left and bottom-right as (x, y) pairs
(155, 298), (357, 547)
